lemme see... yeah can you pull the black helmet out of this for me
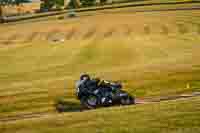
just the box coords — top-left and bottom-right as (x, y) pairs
(80, 74), (90, 80)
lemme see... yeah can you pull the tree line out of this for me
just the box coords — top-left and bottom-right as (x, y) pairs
(0, 0), (109, 21)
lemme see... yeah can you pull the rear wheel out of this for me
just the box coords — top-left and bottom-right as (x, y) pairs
(81, 95), (98, 109)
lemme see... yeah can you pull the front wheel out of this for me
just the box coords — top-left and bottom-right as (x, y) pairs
(80, 95), (98, 109)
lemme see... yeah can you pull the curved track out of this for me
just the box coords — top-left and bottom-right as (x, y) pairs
(0, 92), (199, 123)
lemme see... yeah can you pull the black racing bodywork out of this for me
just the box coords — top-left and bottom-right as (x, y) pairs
(76, 80), (135, 109)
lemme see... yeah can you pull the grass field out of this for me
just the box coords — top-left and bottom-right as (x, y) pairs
(0, 4), (200, 132)
(1, 96), (200, 133)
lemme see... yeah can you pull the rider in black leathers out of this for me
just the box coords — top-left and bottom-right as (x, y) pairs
(76, 74), (112, 104)
(76, 74), (100, 95)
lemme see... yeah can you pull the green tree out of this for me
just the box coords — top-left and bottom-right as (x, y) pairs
(68, 0), (81, 9)
(80, 0), (96, 7)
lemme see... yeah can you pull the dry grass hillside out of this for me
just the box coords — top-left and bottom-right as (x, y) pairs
(0, 7), (199, 132)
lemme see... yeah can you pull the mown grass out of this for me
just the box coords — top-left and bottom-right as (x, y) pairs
(0, 9), (200, 118)
(1, 97), (200, 133)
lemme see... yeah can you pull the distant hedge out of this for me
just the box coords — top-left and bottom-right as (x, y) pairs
(1, 0), (200, 23)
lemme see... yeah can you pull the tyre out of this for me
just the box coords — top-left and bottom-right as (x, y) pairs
(120, 95), (135, 105)
(80, 95), (98, 109)
(101, 97), (113, 106)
